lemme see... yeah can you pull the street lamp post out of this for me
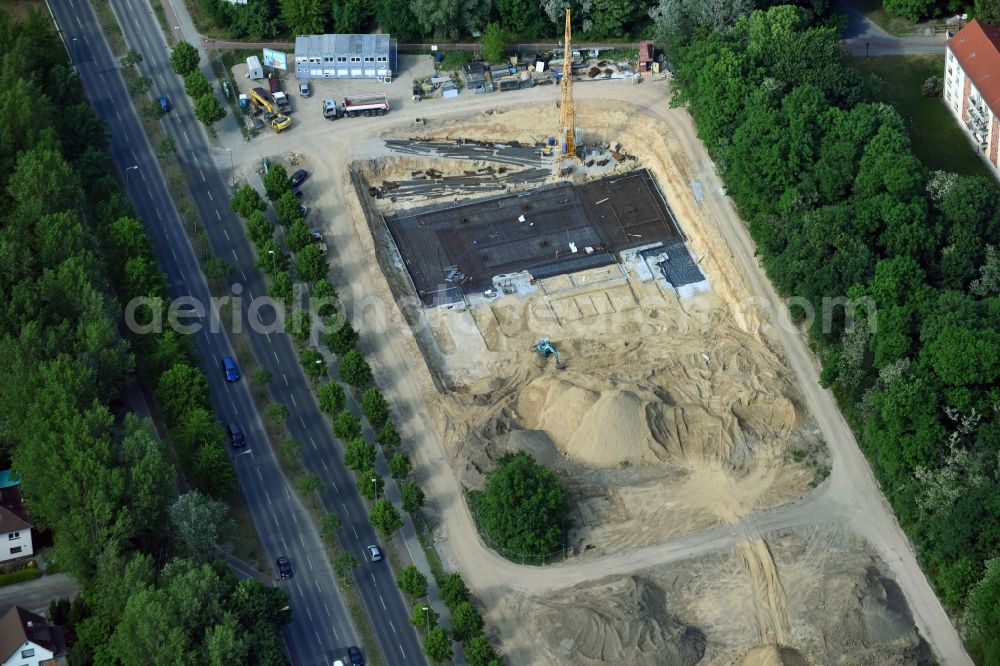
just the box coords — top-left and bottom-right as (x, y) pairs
(268, 249), (276, 274)
(125, 164), (139, 188)
(225, 147), (235, 191)
(372, 476), (378, 499)
(422, 606), (430, 636)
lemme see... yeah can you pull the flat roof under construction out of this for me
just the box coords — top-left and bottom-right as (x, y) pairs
(384, 169), (696, 306)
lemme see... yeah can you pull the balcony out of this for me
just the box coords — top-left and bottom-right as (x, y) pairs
(967, 99), (990, 134)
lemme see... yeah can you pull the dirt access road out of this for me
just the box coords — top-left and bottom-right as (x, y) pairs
(228, 78), (970, 665)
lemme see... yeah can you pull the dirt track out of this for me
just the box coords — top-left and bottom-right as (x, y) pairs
(227, 76), (971, 665)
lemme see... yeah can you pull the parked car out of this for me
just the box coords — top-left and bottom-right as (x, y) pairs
(158, 96), (171, 112)
(276, 556), (293, 579)
(290, 169), (310, 187)
(292, 188), (303, 199)
(221, 356), (240, 382)
(347, 646), (364, 666)
(299, 81), (311, 97)
(226, 423), (246, 448)
(366, 545), (383, 562)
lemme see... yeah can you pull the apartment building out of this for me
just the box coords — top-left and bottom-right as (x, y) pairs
(945, 19), (1000, 170)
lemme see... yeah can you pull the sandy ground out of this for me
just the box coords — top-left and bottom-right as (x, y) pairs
(221, 64), (971, 666)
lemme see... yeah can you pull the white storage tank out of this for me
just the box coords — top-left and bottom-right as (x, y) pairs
(246, 55), (264, 80)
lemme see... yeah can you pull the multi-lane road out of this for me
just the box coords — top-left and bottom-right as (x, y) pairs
(48, 1), (425, 664)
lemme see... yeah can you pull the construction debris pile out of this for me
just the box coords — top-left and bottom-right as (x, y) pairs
(368, 165), (550, 201)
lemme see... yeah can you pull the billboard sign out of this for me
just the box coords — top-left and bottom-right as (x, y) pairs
(262, 49), (287, 71)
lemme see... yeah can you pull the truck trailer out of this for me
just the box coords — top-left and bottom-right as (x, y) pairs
(323, 94), (390, 120)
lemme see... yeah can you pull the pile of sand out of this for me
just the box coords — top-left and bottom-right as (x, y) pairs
(497, 576), (706, 666)
(514, 371), (797, 469)
(739, 646), (809, 666)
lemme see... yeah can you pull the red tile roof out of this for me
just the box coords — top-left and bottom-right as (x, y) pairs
(948, 20), (1000, 114)
(0, 505), (29, 535)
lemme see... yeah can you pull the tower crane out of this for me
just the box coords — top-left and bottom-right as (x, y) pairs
(558, 8), (577, 163)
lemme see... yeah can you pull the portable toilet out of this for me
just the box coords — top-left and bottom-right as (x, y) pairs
(246, 55), (264, 80)
(238, 93), (249, 109)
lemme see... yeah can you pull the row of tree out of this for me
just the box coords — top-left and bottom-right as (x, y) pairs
(170, 41), (226, 127)
(0, 10), (290, 664)
(229, 156), (506, 662)
(662, 4), (999, 662)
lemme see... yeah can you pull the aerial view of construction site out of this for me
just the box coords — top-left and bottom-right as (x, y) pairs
(20, 0), (998, 664)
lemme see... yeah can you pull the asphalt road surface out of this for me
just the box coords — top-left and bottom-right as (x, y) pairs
(0, 575), (79, 617)
(44, 2), (428, 664)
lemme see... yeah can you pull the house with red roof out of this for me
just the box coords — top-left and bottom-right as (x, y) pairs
(945, 19), (1000, 169)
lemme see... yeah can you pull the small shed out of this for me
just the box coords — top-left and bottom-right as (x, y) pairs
(638, 40), (655, 73)
(246, 55), (264, 80)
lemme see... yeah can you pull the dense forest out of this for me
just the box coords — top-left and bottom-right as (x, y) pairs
(661, 3), (999, 662)
(0, 12), (289, 664)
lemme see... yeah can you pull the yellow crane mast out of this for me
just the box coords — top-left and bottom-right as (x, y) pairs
(558, 8), (576, 161)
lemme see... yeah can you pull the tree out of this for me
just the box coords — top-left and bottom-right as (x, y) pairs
(481, 23), (506, 63)
(122, 48), (143, 67)
(204, 257), (233, 284)
(311, 279), (339, 317)
(423, 627), (453, 663)
(389, 451), (412, 479)
(451, 601), (484, 641)
(286, 218), (313, 253)
(156, 363), (209, 423)
(231, 185), (266, 219)
(333, 411), (362, 441)
(882, 0), (937, 21)
(281, 0), (325, 34)
(132, 75), (152, 94)
(361, 388), (390, 427)
(322, 314), (359, 355)
(374, 0), (422, 41)
(194, 93), (226, 126)
(278, 437), (301, 467)
(265, 402), (289, 426)
(300, 348), (326, 380)
(274, 190), (302, 227)
(169, 491), (232, 560)
(297, 474), (325, 503)
(344, 438), (377, 471)
(410, 602), (439, 631)
(440, 573), (469, 609)
(358, 468), (385, 501)
(377, 421), (402, 450)
(339, 349), (373, 388)
(971, 245), (1000, 296)
(184, 70), (212, 99)
(331, 0), (372, 31)
(966, 557), (1000, 663)
(252, 368), (272, 387)
(295, 244), (327, 283)
(319, 513), (342, 544)
(410, 0), (490, 40)
(170, 41), (200, 76)
(401, 481), (425, 513)
(317, 381), (346, 416)
(245, 210), (274, 248)
(463, 633), (499, 666)
(190, 443), (237, 498)
(369, 498), (401, 538)
(269, 271), (293, 302)
(262, 163), (290, 202)
(334, 552), (358, 583)
(285, 309), (311, 346)
(469, 452), (568, 558)
(397, 565), (428, 597)
(257, 241), (287, 276)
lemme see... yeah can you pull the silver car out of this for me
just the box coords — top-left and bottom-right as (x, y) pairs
(299, 81), (311, 97)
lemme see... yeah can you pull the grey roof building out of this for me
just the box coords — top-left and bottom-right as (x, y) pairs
(294, 34), (394, 81)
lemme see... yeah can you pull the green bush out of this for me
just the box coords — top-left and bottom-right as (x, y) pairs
(0, 568), (40, 587)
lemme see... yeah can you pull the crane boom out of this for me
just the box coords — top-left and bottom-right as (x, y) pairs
(558, 8), (576, 161)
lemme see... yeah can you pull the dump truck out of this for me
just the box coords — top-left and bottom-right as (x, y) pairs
(272, 90), (291, 114)
(268, 75), (281, 94)
(322, 94), (390, 120)
(310, 228), (328, 255)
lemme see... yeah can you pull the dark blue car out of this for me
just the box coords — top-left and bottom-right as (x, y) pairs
(158, 96), (171, 112)
(222, 356), (240, 382)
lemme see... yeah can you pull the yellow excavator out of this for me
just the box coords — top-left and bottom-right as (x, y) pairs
(250, 87), (291, 133)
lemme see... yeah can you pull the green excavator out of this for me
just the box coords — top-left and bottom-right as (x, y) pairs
(535, 338), (566, 370)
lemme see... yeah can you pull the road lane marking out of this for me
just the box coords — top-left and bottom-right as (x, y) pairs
(298, 533), (305, 547)
(223, 229), (229, 240)
(291, 512), (298, 524)
(156, 209), (163, 221)
(323, 602), (333, 620)
(342, 503), (349, 516)
(379, 595), (386, 611)
(283, 374), (289, 386)
(207, 190), (213, 201)
(265, 490), (272, 506)
(247, 289), (255, 299)
(183, 130), (191, 143)
(256, 467), (263, 481)
(321, 460), (327, 471)
(305, 606), (313, 622)
(299, 416), (306, 427)
(100, 72), (106, 85)
(306, 555), (313, 570)
(231, 249), (238, 261)
(200, 169), (206, 182)
(216, 209), (222, 220)
(352, 525), (358, 537)
(398, 644), (406, 659)
(132, 150), (138, 161)
(76, 15), (82, 27)
(290, 394), (297, 407)
(142, 36), (149, 49)
(116, 111), (121, 121)
(389, 620), (396, 633)
(314, 630), (322, 643)
(272, 511), (279, 525)
(241, 269), (247, 281)
(170, 248), (177, 260)
(231, 400), (239, 414)
(274, 351), (280, 363)
(140, 170), (147, 182)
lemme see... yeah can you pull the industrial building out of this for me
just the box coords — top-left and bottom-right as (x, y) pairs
(294, 34), (394, 81)
(945, 20), (1000, 171)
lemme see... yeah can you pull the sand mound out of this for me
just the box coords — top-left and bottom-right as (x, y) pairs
(739, 645), (810, 666)
(506, 576), (706, 665)
(515, 372), (797, 469)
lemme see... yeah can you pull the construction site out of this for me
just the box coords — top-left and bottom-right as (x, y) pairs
(230, 10), (951, 665)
